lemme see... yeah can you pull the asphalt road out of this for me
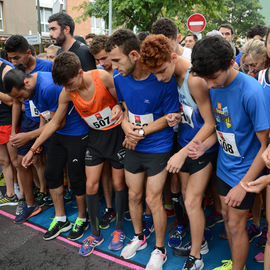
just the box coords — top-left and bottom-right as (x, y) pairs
(0, 214), (129, 270)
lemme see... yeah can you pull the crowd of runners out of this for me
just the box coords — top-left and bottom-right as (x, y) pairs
(0, 11), (270, 270)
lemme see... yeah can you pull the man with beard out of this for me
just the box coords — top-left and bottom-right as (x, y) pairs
(48, 12), (96, 71)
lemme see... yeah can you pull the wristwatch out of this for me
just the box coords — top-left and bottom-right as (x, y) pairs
(138, 128), (145, 136)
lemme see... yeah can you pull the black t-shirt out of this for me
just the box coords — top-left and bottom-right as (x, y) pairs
(0, 62), (12, 125)
(58, 40), (96, 71)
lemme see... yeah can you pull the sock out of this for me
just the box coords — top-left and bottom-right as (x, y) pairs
(143, 213), (153, 222)
(171, 192), (185, 226)
(155, 246), (165, 254)
(86, 193), (100, 236)
(115, 189), (127, 230)
(135, 232), (144, 240)
(164, 204), (173, 210)
(55, 216), (67, 222)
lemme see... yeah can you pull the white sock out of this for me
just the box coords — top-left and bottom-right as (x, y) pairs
(78, 217), (86, 222)
(55, 216), (67, 222)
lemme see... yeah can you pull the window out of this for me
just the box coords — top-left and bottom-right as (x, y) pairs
(0, 2), (3, 31)
(39, 7), (52, 36)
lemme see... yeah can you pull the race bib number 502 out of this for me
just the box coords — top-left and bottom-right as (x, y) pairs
(216, 130), (241, 157)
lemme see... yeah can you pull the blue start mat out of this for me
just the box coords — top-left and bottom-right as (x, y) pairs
(29, 200), (264, 270)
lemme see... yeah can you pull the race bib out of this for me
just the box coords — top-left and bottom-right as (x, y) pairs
(40, 110), (51, 122)
(84, 106), (115, 130)
(181, 104), (194, 128)
(128, 111), (154, 127)
(29, 100), (40, 117)
(216, 130), (241, 157)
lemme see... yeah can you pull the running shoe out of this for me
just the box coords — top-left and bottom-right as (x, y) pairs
(68, 218), (89, 241)
(146, 248), (167, 270)
(213, 260), (246, 270)
(16, 198), (25, 216)
(120, 235), (147, 259)
(143, 220), (155, 239)
(168, 225), (186, 248)
(0, 193), (18, 206)
(174, 240), (209, 257)
(182, 255), (204, 270)
(247, 223), (262, 242)
(99, 208), (116, 229)
(257, 227), (267, 247)
(124, 210), (132, 221)
(204, 227), (213, 241)
(108, 229), (125, 250)
(13, 203), (41, 224)
(254, 252), (264, 263)
(64, 187), (74, 203)
(43, 194), (54, 206)
(43, 218), (72, 240)
(206, 211), (224, 228)
(79, 234), (104, 256)
(212, 260), (232, 270)
(35, 192), (47, 207)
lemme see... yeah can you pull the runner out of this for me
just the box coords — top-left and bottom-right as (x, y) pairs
(2, 65), (63, 223)
(4, 35), (53, 217)
(22, 51), (125, 251)
(140, 34), (217, 270)
(0, 59), (16, 206)
(190, 35), (270, 270)
(105, 29), (180, 270)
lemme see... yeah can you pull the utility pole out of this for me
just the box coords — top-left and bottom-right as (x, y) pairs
(37, 0), (42, 53)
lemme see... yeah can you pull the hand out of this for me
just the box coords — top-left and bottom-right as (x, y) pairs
(111, 104), (123, 125)
(240, 175), (270, 194)
(10, 133), (31, 148)
(262, 145), (270, 169)
(166, 150), (186, 173)
(121, 120), (144, 142)
(122, 137), (137, 150)
(165, 112), (181, 127)
(225, 184), (246, 207)
(187, 140), (208, 160)
(21, 151), (34, 168)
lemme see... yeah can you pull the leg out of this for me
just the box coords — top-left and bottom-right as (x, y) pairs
(102, 160), (113, 208)
(0, 144), (14, 197)
(112, 167), (125, 230)
(184, 163), (212, 258)
(125, 170), (145, 234)
(264, 185), (270, 270)
(85, 163), (104, 236)
(220, 196), (249, 270)
(146, 168), (168, 247)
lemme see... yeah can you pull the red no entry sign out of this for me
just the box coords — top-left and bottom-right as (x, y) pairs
(187, 13), (206, 33)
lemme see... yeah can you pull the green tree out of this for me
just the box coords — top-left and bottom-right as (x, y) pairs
(75, 0), (225, 33)
(214, 0), (265, 38)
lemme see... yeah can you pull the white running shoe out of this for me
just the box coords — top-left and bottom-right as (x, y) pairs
(146, 248), (167, 270)
(120, 235), (147, 259)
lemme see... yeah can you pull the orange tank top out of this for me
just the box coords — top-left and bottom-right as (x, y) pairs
(69, 70), (118, 131)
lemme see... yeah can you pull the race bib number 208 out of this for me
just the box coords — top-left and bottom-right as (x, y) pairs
(216, 130), (241, 157)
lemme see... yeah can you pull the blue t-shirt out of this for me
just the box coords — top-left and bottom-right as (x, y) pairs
(56, 101), (89, 136)
(32, 72), (89, 136)
(25, 58), (53, 122)
(235, 50), (242, 67)
(32, 72), (62, 115)
(114, 70), (180, 153)
(0, 58), (14, 68)
(210, 71), (270, 187)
